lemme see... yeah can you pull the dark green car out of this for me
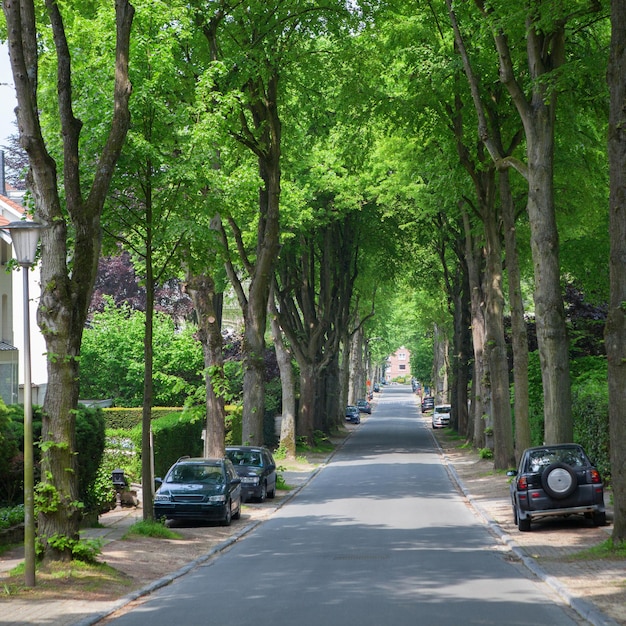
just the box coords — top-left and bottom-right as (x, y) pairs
(154, 457), (242, 526)
(226, 446), (277, 503)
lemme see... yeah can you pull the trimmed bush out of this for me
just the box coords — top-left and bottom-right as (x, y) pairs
(130, 410), (204, 479)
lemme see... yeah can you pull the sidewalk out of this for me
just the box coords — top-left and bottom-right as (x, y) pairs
(0, 431), (624, 625)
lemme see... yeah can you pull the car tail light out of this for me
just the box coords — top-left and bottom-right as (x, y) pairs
(517, 476), (528, 490)
(590, 469), (601, 484)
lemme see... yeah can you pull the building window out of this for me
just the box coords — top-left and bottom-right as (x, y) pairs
(399, 364), (406, 370)
(398, 352), (406, 360)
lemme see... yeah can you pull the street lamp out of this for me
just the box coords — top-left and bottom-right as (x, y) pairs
(4, 220), (45, 588)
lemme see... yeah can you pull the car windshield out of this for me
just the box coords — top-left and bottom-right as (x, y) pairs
(435, 406), (451, 413)
(526, 447), (586, 472)
(169, 465), (224, 483)
(227, 451), (262, 467)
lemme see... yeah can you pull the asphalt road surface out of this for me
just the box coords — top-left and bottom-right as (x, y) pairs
(108, 386), (584, 626)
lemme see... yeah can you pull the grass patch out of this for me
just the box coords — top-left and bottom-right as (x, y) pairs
(1, 559), (132, 599)
(296, 431), (334, 455)
(276, 474), (291, 491)
(570, 539), (626, 561)
(122, 520), (181, 540)
(442, 429), (465, 441)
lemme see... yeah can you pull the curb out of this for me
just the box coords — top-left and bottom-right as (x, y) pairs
(77, 445), (341, 626)
(432, 431), (620, 626)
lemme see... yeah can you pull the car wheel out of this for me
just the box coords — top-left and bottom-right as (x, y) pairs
(592, 511), (606, 526)
(221, 500), (232, 526)
(541, 462), (578, 499)
(513, 502), (531, 531)
(267, 482), (276, 499)
(257, 482), (267, 503)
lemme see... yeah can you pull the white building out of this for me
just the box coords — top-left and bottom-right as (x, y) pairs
(0, 186), (48, 406)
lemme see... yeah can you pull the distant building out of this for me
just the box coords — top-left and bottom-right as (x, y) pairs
(386, 346), (411, 381)
(0, 179), (48, 406)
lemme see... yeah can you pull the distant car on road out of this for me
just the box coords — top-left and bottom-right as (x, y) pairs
(421, 396), (434, 412)
(432, 404), (451, 428)
(154, 457), (242, 526)
(225, 446), (277, 503)
(507, 444), (606, 532)
(356, 399), (372, 414)
(345, 405), (361, 424)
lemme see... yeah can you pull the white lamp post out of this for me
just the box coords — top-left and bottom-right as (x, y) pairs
(4, 220), (45, 588)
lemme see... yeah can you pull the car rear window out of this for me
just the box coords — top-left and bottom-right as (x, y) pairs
(526, 448), (586, 472)
(227, 451), (263, 466)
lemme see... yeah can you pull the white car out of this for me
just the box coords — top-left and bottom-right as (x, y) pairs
(432, 404), (451, 429)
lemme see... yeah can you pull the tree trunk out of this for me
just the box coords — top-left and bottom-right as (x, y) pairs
(462, 210), (488, 446)
(348, 330), (363, 404)
(186, 273), (226, 457)
(606, 0), (626, 543)
(491, 16), (572, 444)
(3, 0), (134, 561)
(451, 264), (471, 434)
(269, 293), (296, 459)
(298, 362), (317, 444)
(500, 169), (531, 458)
(141, 230), (155, 522)
(525, 119), (572, 443)
(323, 353), (342, 432)
(483, 191), (515, 469)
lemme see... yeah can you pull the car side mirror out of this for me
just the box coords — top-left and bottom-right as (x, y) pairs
(231, 477), (241, 485)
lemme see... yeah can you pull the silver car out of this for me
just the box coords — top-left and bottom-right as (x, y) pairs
(431, 404), (451, 428)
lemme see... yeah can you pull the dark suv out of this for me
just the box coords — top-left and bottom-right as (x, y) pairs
(507, 444), (605, 531)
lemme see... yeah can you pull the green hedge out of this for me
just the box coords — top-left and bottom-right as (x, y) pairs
(0, 403), (106, 509)
(525, 353), (610, 482)
(130, 410), (204, 479)
(102, 407), (184, 430)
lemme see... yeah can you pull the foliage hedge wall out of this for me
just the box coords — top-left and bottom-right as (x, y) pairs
(526, 353), (610, 482)
(0, 402), (106, 509)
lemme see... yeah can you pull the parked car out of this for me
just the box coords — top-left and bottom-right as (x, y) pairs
(373, 383), (380, 393)
(421, 396), (434, 412)
(356, 399), (372, 414)
(345, 405), (361, 424)
(154, 457), (242, 526)
(225, 446), (277, 502)
(432, 404), (451, 428)
(507, 444), (606, 532)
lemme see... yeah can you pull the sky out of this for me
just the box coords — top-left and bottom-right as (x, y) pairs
(0, 42), (18, 148)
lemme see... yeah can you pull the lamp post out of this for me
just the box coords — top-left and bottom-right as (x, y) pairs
(4, 220), (45, 588)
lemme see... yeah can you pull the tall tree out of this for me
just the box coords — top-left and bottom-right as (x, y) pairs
(606, 0), (626, 543)
(103, 0), (194, 520)
(2, 0), (134, 561)
(462, 0), (608, 444)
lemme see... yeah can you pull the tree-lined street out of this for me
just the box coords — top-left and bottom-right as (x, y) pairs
(106, 386), (584, 626)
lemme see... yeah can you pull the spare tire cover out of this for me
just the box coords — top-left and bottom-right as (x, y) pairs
(541, 462), (577, 499)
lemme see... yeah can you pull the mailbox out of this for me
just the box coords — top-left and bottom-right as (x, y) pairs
(112, 469), (126, 489)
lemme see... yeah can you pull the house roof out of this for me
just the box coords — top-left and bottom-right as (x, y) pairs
(0, 192), (28, 239)
(0, 192), (26, 217)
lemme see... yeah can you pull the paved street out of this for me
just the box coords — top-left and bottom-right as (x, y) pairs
(105, 386), (584, 626)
